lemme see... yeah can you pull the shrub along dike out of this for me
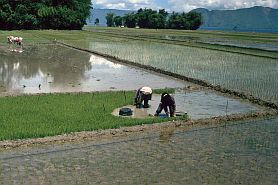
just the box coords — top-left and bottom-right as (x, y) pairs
(0, 91), (184, 141)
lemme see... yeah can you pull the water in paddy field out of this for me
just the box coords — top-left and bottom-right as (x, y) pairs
(0, 44), (188, 94)
(87, 39), (278, 104)
(112, 89), (262, 120)
(0, 44), (266, 119)
(0, 117), (277, 184)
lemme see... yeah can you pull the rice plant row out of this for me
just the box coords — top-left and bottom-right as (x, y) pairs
(74, 37), (278, 104)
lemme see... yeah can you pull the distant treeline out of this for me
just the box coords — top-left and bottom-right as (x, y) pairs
(105, 8), (202, 30)
(0, 0), (91, 30)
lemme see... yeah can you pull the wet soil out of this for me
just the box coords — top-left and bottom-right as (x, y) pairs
(0, 116), (277, 184)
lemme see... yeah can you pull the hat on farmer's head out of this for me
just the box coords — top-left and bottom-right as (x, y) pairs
(140, 86), (152, 95)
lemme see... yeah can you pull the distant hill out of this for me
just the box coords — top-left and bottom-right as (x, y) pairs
(87, 9), (132, 26)
(86, 7), (278, 32)
(192, 6), (278, 31)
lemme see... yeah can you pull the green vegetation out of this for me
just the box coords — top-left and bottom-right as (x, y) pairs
(153, 88), (175, 94)
(0, 28), (277, 104)
(83, 27), (278, 56)
(105, 8), (202, 30)
(83, 36), (277, 103)
(105, 13), (115, 27)
(0, 91), (186, 141)
(94, 18), (99, 26)
(0, 0), (91, 30)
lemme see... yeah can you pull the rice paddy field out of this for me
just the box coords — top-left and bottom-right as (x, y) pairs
(2, 28), (275, 105)
(0, 28), (277, 184)
(0, 117), (277, 184)
(0, 28), (277, 131)
(85, 38), (277, 104)
(62, 28), (278, 104)
(84, 26), (278, 52)
(1, 29), (277, 105)
(0, 91), (186, 141)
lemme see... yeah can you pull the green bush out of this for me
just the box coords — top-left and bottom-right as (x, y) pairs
(0, 0), (91, 30)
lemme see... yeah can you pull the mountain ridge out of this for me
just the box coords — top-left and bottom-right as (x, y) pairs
(191, 6), (278, 30)
(86, 6), (278, 32)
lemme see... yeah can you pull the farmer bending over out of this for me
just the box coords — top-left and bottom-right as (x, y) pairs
(134, 86), (152, 108)
(155, 92), (176, 117)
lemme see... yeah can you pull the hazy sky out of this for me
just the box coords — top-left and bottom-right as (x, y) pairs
(92, 0), (278, 12)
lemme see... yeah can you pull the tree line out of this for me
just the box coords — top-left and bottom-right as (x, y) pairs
(0, 0), (91, 30)
(105, 8), (202, 30)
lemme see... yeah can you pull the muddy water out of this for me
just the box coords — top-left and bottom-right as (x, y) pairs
(0, 44), (189, 94)
(113, 90), (261, 120)
(0, 117), (277, 184)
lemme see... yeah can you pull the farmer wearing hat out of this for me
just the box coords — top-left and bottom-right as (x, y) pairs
(134, 86), (152, 108)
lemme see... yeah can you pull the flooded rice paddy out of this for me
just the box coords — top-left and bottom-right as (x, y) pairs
(0, 44), (187, 94)
(0, 43), (276, 184)
(77, 38), (278, 104)
(112, 89), (261, 120)
(0, 117), (277, 184)
(163, 35), (278, 52)
(0, 44), (265, 119)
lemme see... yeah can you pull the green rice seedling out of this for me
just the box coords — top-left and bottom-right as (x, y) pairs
(82, 37), (277, 104)
(0, 91), (187, 141)
(152, 88), (175, 94)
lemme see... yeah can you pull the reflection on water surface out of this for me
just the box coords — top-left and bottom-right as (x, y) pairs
(0, 44), (187, 94)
